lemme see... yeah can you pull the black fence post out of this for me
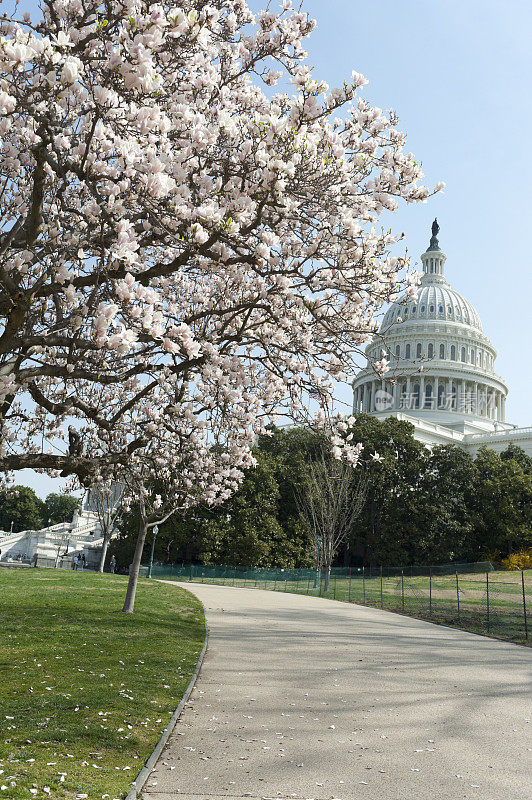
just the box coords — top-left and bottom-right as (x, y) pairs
(363, 566), (366, 604)
(486, 572), (490, 633)
(456, 572), (460, 622)
(380, 566), (383, 609)
(522, 570), (528, 640)
(348, 568), (352, 603)
(333, 572), (337, 600)
(429, 569), (432, 617)
(401, 570), (405, 612)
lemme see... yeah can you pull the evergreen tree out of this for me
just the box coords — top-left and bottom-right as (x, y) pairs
(0, 486), (44, 533)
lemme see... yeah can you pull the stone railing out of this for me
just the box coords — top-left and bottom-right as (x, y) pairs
(0, 519), (99, 547)
(466, 427), (532, 442)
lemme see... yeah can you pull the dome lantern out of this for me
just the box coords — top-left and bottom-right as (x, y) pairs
(420, 218), (446, 282)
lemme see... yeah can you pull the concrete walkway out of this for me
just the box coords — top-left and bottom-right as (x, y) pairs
(143, 583), (531, 800)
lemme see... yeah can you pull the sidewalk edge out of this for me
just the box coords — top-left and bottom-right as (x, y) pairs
(125, 609), (208, 799)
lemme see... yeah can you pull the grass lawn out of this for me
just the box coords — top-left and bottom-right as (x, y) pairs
(0, 570), (205, 800)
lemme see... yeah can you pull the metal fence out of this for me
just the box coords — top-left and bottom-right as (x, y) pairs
(144, 562), (530, 644)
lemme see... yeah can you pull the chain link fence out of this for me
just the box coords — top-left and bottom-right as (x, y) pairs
(145, 561), (530, 644)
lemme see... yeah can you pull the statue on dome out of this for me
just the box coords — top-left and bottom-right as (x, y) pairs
(429, 218), (440, 250)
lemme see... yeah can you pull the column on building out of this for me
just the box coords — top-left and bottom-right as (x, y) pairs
(489, 389), (495, 419)
(434, 376), (439, 409)
(419, 375), (425, 410)
(447, 378), (453, 410)
(501, 394), (506, 422)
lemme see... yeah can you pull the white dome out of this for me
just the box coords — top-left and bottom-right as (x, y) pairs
(382, 281), (483, 332)
(352, 221), (508, 431)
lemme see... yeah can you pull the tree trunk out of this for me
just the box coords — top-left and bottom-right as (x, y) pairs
(97, 532), (110, 573)
(324, 562), (331, 593)
(122, 516), (148, 614)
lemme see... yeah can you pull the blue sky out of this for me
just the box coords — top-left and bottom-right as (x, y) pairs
(262, 0), (531, 427)
(16, 0), (532, 496)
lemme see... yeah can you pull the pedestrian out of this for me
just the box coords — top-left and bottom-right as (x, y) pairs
(80, 553), (86, 570)
(109, 554), (116, 574)
(72, 554), (79, 571)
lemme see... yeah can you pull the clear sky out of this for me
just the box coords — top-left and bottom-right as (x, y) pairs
(15, 0), (532, 497)
(258, 0), (531, 426)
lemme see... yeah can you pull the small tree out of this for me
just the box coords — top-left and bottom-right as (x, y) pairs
(120, 473), (183, 614)
(86, 480), (124, 573)
(296, 432), (379, 591)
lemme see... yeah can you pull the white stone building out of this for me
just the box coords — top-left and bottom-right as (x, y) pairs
(0, 487), (119, 567)
(352, 221), (532, 457)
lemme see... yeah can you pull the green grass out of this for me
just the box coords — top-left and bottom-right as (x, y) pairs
(0, 570), (205, 800)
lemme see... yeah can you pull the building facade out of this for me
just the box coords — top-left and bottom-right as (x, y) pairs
(0, 488), (117, 567)
(352, 222), (532, 456)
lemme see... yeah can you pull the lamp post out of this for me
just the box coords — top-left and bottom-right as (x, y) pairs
(146, 525), (159, 579)
(313, 535), (322, 589)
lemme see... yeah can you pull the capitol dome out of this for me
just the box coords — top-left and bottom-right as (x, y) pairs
(381, 281), (483, 332)
(352, 221), (508, 433)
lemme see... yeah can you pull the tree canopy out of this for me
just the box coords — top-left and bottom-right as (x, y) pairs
(113, 422), (532, 569)
(0, 487), (79, 532)
(0, 0), (437, 502)
(0, 485), (44, 533)
(42, 492), (80, 525)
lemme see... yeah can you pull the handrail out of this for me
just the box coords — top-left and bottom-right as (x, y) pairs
(0, 520), (99, 545)
(466, 427), (532, 441)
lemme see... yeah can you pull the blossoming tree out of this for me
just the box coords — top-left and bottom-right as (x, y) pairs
(0, 0), (439, 610)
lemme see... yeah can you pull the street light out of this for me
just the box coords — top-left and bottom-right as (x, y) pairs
(146, 524), (159, 579)
(313, 535), (322, 589)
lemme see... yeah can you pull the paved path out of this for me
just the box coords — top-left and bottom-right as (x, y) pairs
(143, 583), (531, 800)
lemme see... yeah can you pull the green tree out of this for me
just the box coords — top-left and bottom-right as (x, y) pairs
(198, 446), (313, 568)
(42, 493), (80, 526)
(348, 414), (429, 565)
(0, 486), (44, 533)
(414, 445), (477, 563)
(113, 441), (314, 569)
(111, 427), (532, 572)
(469, 447), (532, 558)
(500, 444), (532, 475)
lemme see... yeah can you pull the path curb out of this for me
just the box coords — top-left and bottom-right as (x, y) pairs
(126, 612), (208, 800)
